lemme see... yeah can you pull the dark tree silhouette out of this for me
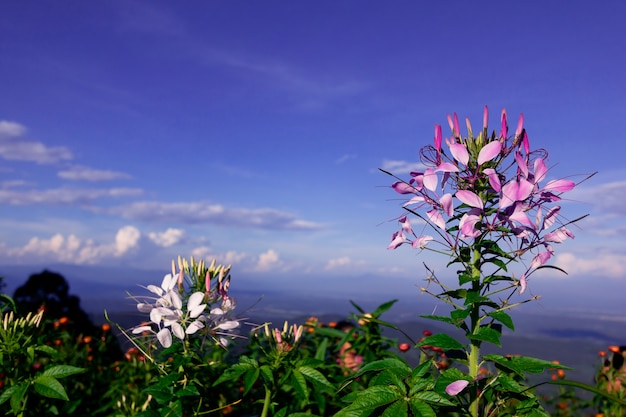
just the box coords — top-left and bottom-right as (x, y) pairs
(13, 269), (95, 334)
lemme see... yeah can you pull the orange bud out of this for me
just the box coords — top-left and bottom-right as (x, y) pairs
(83, 336), (92, 344)
(59, 317), (69, 325)
(599, 351), (607, 357)
(609, 345), (620, 353)
(101, 323), (111, 332)
(557, 369), (566, 378)
(398, 343), (411, 352)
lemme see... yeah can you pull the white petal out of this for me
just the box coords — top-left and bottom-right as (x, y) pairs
(210, 308), (225, 315)
(157, 328), (172, 348)
(171, 322), (185, 340)
(132, 325), (152, 334)
(217, 320), (240, 330)
(188, 292), (205, 310)
(137, 303), (153, 313)
(189, 303), (206, 319)
(146, 284), (164, 296)
(186, 320), (205, 335)
(161, 273), (177, 291)
(150, 308), (163, 324)
(169, 291), (183, 310)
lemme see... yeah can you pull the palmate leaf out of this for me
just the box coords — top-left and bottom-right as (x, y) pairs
(33, 375), (69, 401)
(417, 334), (465, 350)
(408, 399), (436, 417)
(487, 310), (515, 331)
(10, 382), (29, 412)
(337, 385), (404, 414)
(381, 399), (407, 417)
(467, 326), (502, 347)
(42, 365), (85, 379)
(484, 354), (571, 377)
(298, 365), (335, 392)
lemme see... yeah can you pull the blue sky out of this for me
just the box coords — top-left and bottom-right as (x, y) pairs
(1, 1), (626, 310)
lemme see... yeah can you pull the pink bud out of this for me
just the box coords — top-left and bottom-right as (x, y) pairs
(434, 124), (442, 151)
(515, 113), (524, 137)
(500, 108), (508, 138)
(483, 105), (489, 130)
(205, 270), (211, 292)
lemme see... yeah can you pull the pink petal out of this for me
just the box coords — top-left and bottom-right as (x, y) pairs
(515, 152), (529, 179)
(543, 179), (575, 193)
(519, 274), (527, 294)
(399, 215), (414, 235)
(500, 179), (533, 209)
(402, 195), (425, 207)
(522, 131), (530, 154)
(456, 190), (484, 209)
(435, 162), (460, 173)
(453, 113), (461, 138)
(544, 227), (574, 243)
(477, 141), (502, 165)
(392, 181), (416, 195)
(508, 203), (534, 228)
(534, 159), (548, 184)
(446, 380), (470, 396)
(450, 143), (469, 166)
(440, 193), (454, 216)
(387, 231), (407, 249)
(427, 208), (446, 230)
(483, 168), (501, 192)
(542, 206), (560, 230)
(530, 251), (551, 269)
(412, 235), (433, 249)
(459, 212), (481, 238)
(423, 168), (438, 191)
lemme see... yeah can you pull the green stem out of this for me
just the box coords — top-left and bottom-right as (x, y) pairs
(468, 247), (482, 417)
(260, 385), (272, 417)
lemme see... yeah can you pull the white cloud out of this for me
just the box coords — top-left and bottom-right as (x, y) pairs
(58, 165), (132, 181)
(0, 120), (73, 164)
(0, 187), (144, 205)
(0, 226), (141, 264)
(325, 256), (352, 270)
(254, 249), (282, 272)
(335, 154), (356, 164)
(104, 201), (323, 230)
(379, 159), (426, 175)
(148, 228), (185, 247)
(190, 246), (247, 266)
(554, 250), (626, 279)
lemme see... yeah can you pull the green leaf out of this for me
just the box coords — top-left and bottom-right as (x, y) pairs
(259, 364), (274, 386)
(175, 383), (200, 398)
(441, 289), (467, 299)
(417, 334), (465, 350)
(458, 272), (472, 285)
(34, 375), (69, 401)
(314, 337), (328, 361)
(350, 358), (412, 381)
(408, 399), (436, 417)
(213, 362), (255, 386)
(349, 300), (366, 314)
(298, 366), (335, 392)
(342, 385), (404, 412)
(484, 354), (571, 377)
(291, 369), (309, 401)
(412, 390), (455, 406)
(162, 399), (182, 417)
(420, 315), (455, 325)
(10, 382), (29, 412)
(43, 365), (86, 379)
(35, 344), (62, 359)
(487, 311), (515, 331)
(380, 399), (407, 417)
(371, 299), (398, 317)
(243, 366), (259, 395)
(0, 385), (19, 406)
(467, 326), (501, 347)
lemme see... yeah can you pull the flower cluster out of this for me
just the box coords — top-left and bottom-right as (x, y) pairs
(386, 106), (582, 293)
(131, 257), (240, 348)
(262, 321), (304, 354)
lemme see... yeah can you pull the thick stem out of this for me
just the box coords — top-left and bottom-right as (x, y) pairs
(468, 247), (482, 417)
(260, 385), (272, 417)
